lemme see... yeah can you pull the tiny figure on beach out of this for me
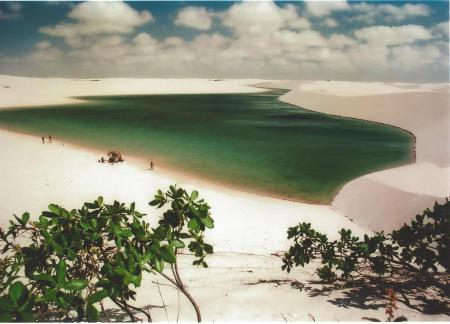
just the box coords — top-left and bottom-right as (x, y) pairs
(41, 136), (45, 144)
(150, 161), (154, 170)
(98, 156), (105, 163)
(48, 134), (52, 143)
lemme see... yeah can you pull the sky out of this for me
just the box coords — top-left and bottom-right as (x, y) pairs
(0, 0), (448, 82)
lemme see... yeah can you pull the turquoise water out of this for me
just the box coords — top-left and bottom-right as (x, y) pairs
(0, 89), (414, 203)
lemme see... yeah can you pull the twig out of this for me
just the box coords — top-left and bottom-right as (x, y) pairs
(100, 301), (111, 322)
(159, 263), (202, 322)
(126, 303), (152, 322)
(112, 298), (139, 322)
(156, 278), (169, 321)
(174, 259), (202, 322)
(151, 280), (178, 289)
(176, 289), (180, 323)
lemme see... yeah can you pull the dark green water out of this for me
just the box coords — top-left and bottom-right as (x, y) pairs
(0, 89), (413, 203)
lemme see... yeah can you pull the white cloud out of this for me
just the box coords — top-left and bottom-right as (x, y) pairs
(174, 6), (213, 30)
(25, 41), (63, 62)
(432, 21), (449, 38)
(391, 44), (444, 69)
(1, 0), (447, 82)
(354, 25), (432, 45)
(35, 41), (52, 50)
(323, 18), (338, 28)
(328, 34), (356, 48)
(40, 1), (152, 38)
(306, 0), (349, 17)
(134, 32), (158, 46)
(350, 3), (431, 24)
(222, 1), (310, 34)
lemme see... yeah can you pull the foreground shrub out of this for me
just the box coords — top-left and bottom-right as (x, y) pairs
(0, 186), (213, 322)
(282, 199), (449, 314)
(282, 199), (449, 284)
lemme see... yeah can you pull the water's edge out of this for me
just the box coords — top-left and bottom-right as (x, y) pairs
(0, 86), (415, 205)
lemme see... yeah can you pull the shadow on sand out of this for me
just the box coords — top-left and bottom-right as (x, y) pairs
(245, 270), (449, 316)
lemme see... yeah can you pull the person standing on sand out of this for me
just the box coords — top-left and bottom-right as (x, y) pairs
(41, 137), (45, 144)
(48, 135), (52, 143)
(150, 161), (154, 170)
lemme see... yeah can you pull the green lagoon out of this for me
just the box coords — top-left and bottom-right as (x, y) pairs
(0, 89), (414, 203)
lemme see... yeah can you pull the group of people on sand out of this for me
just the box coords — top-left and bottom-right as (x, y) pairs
(98, 150), (124, 164)
(41, 134), (52, 144)
(98, 150), (155, 170)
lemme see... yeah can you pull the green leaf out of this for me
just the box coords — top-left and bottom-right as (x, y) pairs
(114, 267), (128, 276)
(56, 260), (67, 285)
(190, 190), (199, 201)
(118, 228), (133, 238)
(179, 233), (192, 239)
(203, 216), (214, 229)
(130, 274), (142, 287)
(22, 212), (30, 224)
(172, 239), (185, 249)
(0, 296), (15, 312)
(67, 247), (77, 260)
(0, 312), (13, 322)
(9, 282), (26, 306)
(187, 218), (200, 232)
(63, 279), (88, 291)
(35, 289), (57, 303)
(32, 273), (56, 286)
(52, 242), (64, 255)
(18, 308), (34, 322)
(14, 215), (25, 226)
(86, 303), (99, 322)
(154, 258), (164, 272)
(95, 280), (111, 289)
(360, 243), (369, 254)
(84, 202), (97, 209)
(48, 204), (61, 215)
(204, 243), (213, 254)
(149, 199), (160, 207)
(160, 245), (176, 263)
(87, 290), (108, 305)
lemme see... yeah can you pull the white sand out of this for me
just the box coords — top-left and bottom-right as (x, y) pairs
(0, 75), (267, 108)
(279, 80), (450, 231)
(0, 75), (448, 321)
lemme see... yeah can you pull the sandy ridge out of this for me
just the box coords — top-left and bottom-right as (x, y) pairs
(271, 80), (450, 231)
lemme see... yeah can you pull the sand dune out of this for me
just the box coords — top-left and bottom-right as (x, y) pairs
(0, 75), (267, 108)
(278, 80), (449, 231)
(0, 75), (448, 321)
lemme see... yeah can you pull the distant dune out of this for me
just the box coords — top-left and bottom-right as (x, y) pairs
(275, 80), (449, 231)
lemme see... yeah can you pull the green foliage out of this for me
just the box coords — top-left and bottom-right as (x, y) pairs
(282, 199), (449, 283)
(150, 186), (214, 269)
(0, 186), (213, 322)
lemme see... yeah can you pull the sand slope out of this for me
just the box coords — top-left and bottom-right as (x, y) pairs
(276, 80), (450, 231)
